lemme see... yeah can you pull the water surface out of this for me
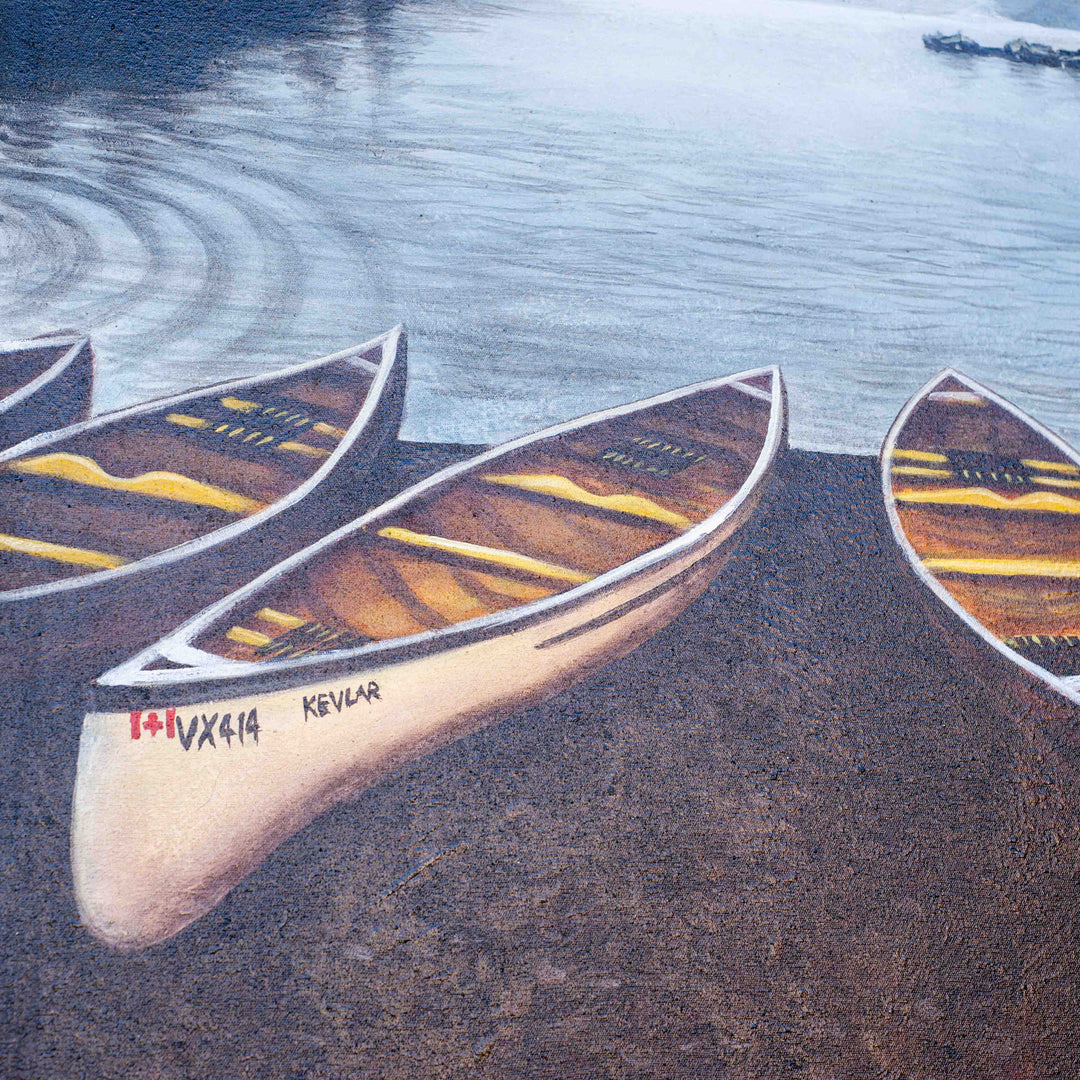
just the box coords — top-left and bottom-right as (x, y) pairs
(1, 0), (1078, 453)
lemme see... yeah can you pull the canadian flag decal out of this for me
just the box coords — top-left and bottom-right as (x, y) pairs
(129, 709), (176, 740)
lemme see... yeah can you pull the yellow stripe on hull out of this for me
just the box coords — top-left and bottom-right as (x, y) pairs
(894, 486), (1080, 515)
(924, 557), (1080, 579)
(481, 472), (691, 529)
(6, 453), (265, 515)
(375, 526), (593, 585)
(0, 533), (127, 570)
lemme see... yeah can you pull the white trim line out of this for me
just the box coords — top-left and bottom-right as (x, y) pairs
(103, 365), (786, 689)
(880, 367), (1080, 708)
(0, 335), (90, 416)
(730, 380), (772, 403)
(0, 326), (404, 602)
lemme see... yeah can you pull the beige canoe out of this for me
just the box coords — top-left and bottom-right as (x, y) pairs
(73, 365), (787, 949)
(882, 367), (1080, 706)
(0, 326), (406, 678)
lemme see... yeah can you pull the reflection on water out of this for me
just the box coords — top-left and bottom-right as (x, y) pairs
(0, 0), (346, 95)
(0, 0), (1079, 452)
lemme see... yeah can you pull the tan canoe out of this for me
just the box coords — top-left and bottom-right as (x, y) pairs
(0, 326), (406, 678)
(73, 365), (787, 949)
(882, 368), (1080, 706)
(0, 331), (93, 447)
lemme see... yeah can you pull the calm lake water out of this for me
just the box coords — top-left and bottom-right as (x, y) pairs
(1, 0), (1078, 453)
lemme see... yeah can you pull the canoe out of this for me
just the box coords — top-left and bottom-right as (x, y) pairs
(72, 365), (787, 949)
(882, 368), (1080, 706)
(0, 331), (93, 447)
(0, 326), (406, 679)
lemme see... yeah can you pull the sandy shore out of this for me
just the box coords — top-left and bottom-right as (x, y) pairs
(2, 444), (1079, 1078)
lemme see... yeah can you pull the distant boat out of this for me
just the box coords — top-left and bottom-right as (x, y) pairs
(0, 326), (406, 678)
(923, 31), (1080, 68)
(72, 366), (787, 949)
(1004, 38), (1062, 67)
(0, 331), (93, 448)
(882, 369), (1080, 708)
(922, 32), (981, 55)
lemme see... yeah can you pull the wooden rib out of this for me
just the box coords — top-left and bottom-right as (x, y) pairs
(1031, 476), (1080, 491)
(894, 487), (1080, 515)
(934, 574), (1080, 640)
(6, 453), (266, 514)
(375, 526), (593, 584)
(927, 391), (986, 405)
(891, 465), (953, 478)
(219, 396), (260, 414)
(311, 552), (430, 640)
(390, 559), (493, 624)
(221, 397), (346, 439)
(0, 533), (127, 570)
(1004, 632), (1080, 647)
(1022, 458), (1080, 475)
(226, 626), (273, 647)
(891, 448), (949, 463)
(460, 569), (554, 603)
(481, 472), (691, 528)
(924, 557), (1080, 579)
(256, 607), (307, 629)
(730, 380), (772, 403)
(165, 413), (211, 430)
(276, 441), (331, 458)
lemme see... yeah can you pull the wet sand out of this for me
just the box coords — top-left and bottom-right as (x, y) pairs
(2, 445), (1079, 1078)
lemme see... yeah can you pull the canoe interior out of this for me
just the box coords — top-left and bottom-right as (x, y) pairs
(888, 374), (1080, 676)
(195, 375), (774, 665)
(0, 341), (72, 402)
(0, 350), (382, 592)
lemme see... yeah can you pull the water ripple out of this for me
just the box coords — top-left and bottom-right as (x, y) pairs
(0, 0), (1079, 450)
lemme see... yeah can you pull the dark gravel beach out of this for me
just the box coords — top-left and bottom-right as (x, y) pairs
(3, 444), (1079, 1079)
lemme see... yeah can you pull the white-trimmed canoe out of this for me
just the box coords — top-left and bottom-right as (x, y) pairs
(73, 365), (787, 949)
(0, 326), (406, 678)
(882, 368), (1080, 707)
(0, 331), (94, 447)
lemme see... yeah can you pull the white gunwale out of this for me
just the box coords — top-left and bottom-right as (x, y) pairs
(880, 366), (1080, 708)
(0, 326), (404, 603)
(0, 333), (91, 416)
(101, 365), (785, 693)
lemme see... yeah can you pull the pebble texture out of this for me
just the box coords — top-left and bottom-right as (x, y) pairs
(2, 445), (1079, 1078)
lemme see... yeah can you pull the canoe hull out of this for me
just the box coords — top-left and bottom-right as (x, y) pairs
(0, 335), (93, 448)
(881, 368), (1080, 710)
(0, 335), (407, 682)
(73, 440), (772, 949)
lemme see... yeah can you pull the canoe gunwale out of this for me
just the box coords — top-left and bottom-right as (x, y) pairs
(0, 333), (91, 417)
(880, 366), (1080, 708)
(0, 326), (405, 604)
(95, 365), (786, 707)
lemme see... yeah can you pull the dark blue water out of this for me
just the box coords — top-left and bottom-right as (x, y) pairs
(1, 0), (1079, 452)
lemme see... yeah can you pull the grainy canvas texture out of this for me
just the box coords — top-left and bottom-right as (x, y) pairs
(3, 0), (1080, 1077)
